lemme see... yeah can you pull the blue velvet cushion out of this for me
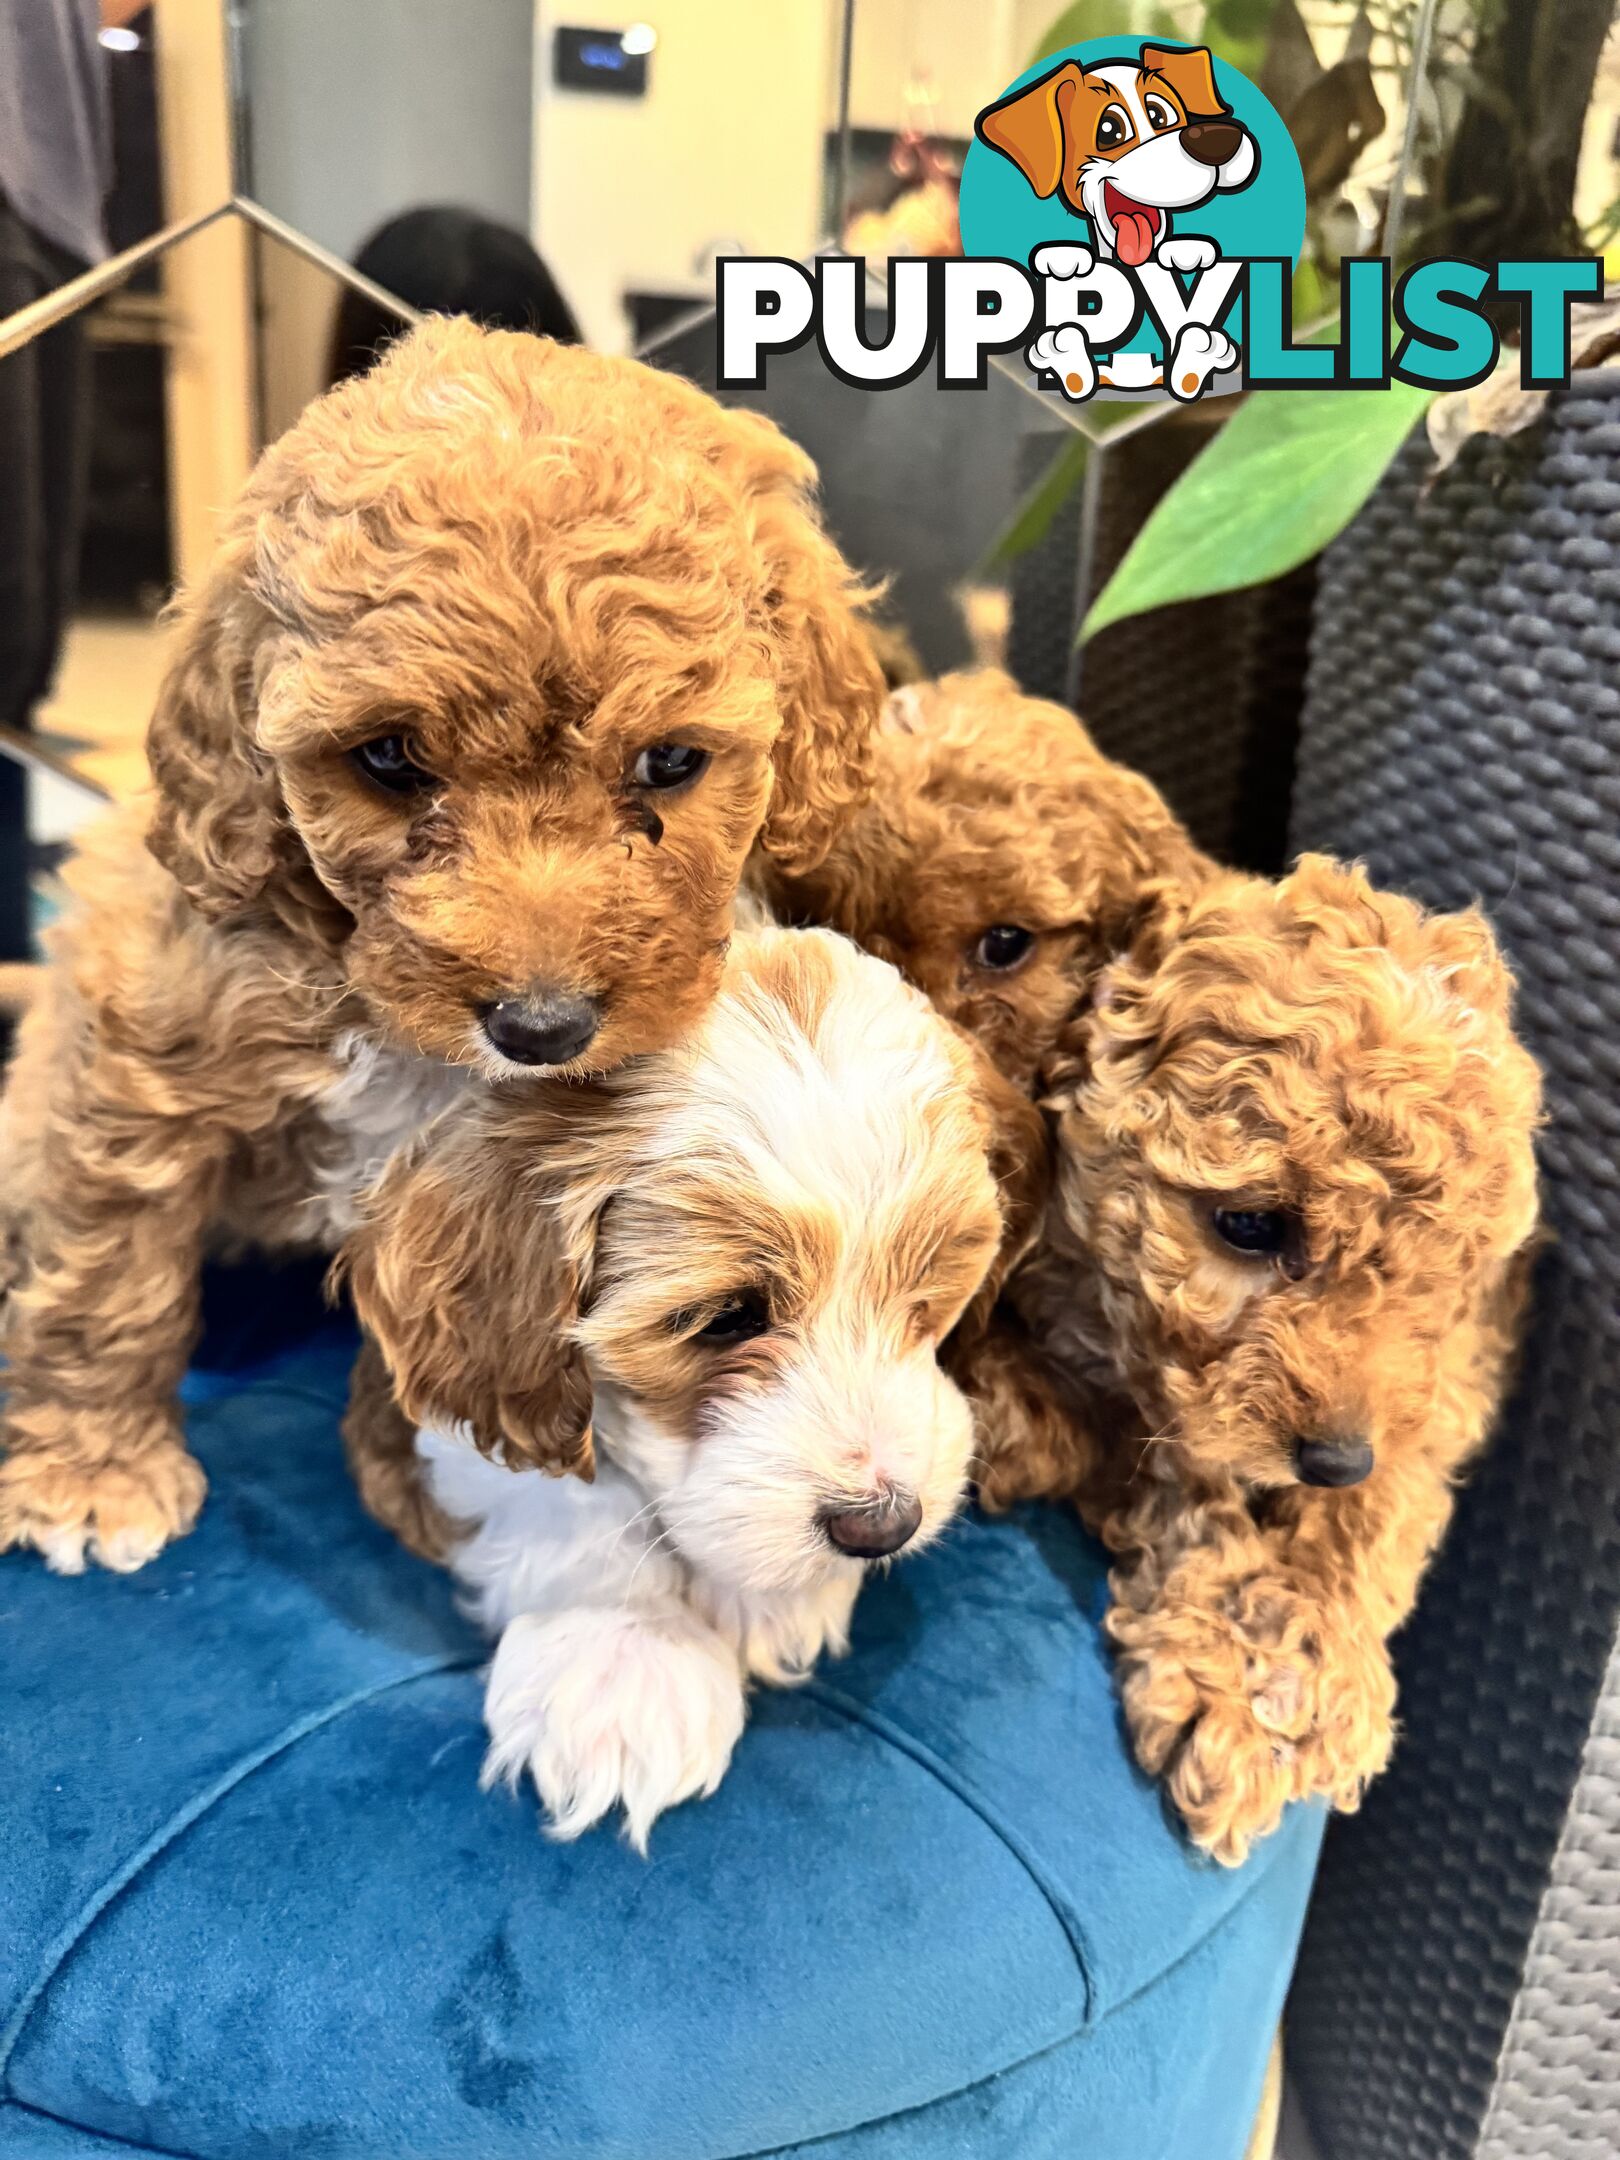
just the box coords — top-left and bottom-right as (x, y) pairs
(1, 1289), (1323, 2158)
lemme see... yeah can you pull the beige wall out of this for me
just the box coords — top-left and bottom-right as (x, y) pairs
(843, 0), (1028, 139)
(533, 3), (835, 352)
(254, 238), (347, 449)
(529, 1), (1071, 353)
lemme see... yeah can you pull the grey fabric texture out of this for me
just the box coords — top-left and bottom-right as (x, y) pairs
(1284, 368), (1620, 2159)
(1478, 1630), (1620, 2158)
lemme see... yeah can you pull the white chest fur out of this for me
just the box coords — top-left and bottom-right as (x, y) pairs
(307, 1031), (472, 1240)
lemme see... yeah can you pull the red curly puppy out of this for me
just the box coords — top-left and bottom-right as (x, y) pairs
(967, 858), (1543, 1861)
(767, 668), (1210, 1090)
(781, 670), (1543, 1861)
(0, 317), (883, 1573)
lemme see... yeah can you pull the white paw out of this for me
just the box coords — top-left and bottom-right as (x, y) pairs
(34, 1522), (90, 1576)
(481, 1604), (746, 1852)
(1031, 242), (1094, 283)
(93, 1521), (176, 1574)
(27, 1515), (168, 1575)
(1026, 325), (1095, 400)
(1155, 236), (1217, 275)
(1167, 322), (1238, 400)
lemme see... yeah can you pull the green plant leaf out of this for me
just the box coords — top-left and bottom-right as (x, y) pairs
(979, 432), (1089, 573)
(1291, 255), (1328, 327)
(1081, 382), (1434, 641)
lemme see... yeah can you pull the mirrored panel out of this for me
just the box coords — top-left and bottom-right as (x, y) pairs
(832, 0), (1012, 260)
(229, 1), (537, 304)
(230, 0), (865, 355)
(644, 289), (1093, 697)
(1, 216), (410, 958)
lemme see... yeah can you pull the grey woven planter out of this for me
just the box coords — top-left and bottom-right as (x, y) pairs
(1284, 370), (1620, 2160)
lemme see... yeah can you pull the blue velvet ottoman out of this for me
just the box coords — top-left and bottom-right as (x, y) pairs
(1, 1296), (1323, 2159)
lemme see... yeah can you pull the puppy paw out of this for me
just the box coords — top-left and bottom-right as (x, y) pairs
(0, 1433), (206, 1574)
(1109, 1587), (1394, 1862)
(1130, 1677), (1300, 1866)
(482, 1604), (746, 1851)
(1155, 235), (1218, 274)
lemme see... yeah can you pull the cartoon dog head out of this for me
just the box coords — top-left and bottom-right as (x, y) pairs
(976, 44), (1257, 266)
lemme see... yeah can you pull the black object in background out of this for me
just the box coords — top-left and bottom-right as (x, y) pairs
(327, 207), (583, 387)
(553, 26), (649, 97)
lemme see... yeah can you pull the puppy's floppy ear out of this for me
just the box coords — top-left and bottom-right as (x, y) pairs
(728, 412), (885, 875)
(339, 1096), (607, 1478)
(1140, 43), (1228, 121)
(145, 562), (293, 920)
(147, 549), (349, 943)
(976, 63), (1083, 199)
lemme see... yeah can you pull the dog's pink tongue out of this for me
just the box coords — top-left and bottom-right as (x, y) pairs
(1114, 208), (1156, 267)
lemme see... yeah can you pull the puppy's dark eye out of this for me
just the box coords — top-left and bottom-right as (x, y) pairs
(973, 924), (1036, 972)
(633, 743), (708, 791)
(692, 1292), (770, 1345)
(1144, 97), (1175, 131)
(1097, 105), (1131, 149)
(350, 734), (436, 797)
(1212, 1208), (1292, 1258)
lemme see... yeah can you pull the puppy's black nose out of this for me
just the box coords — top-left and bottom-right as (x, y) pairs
(1182, 120), (1244, 167)
(821, 1489), (923, 1559)
(480, 989), (600, 1068)
(1293, 1435), (1375, 1488)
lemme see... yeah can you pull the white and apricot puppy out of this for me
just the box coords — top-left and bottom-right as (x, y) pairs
(346, 927), (1037, 1848)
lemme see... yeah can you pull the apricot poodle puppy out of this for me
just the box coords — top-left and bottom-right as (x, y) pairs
(767, 668), (1210, 1091)
(0, 317), (883, 1574)
(970, 857), (1542, 1862)
(343, 924), (1015, 1846)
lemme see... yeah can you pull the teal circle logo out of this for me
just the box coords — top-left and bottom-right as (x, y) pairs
(960, 38), (1306, 379)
